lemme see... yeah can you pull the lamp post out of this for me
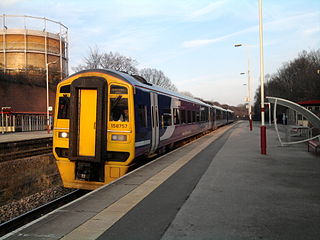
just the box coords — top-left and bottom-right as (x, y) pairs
(46, 60), (57, 134)
(258, 0), (266, 154)
(235, 44), (253, 131)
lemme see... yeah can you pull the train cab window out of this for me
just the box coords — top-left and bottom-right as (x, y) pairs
(110, 97), (129, 122)
(60, 85), (70, 93)
(173, 108), (180, 125)
(111, 85), (128, 94)
(58, 95), (70, 119)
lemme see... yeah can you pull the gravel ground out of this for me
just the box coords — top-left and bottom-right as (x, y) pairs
(0, 186), (74, 223)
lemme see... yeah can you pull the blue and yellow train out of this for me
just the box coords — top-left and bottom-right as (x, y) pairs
(53, 69), (234, 190)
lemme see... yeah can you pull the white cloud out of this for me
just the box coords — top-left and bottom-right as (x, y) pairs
(182, 26), (256, 48)
(303, 26), (320, 35)
(0, 0), (24, 7)
(188, 0), (228, 20)
(182, 39), (216, 48)
(182, 10), (320, 49)
(303, 26), (320, 34)
(176, 75), (245, 106)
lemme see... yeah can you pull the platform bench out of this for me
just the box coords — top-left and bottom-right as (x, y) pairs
(308, 140), (320, 153)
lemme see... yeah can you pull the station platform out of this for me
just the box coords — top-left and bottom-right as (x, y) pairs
(0, 131), (52, 144)
(2, 121), (320, 240)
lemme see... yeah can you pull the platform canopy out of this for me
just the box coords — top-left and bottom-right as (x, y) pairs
(267, 97), (320, 128)
(266, 96), (320, 146)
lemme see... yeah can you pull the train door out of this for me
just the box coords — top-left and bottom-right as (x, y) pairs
(150, 92), (159, 153)
(134, 88), (152, 152)
(211, 108), (216, 129)
(78, 89), (97, 156)
(69, 77), (107, 182)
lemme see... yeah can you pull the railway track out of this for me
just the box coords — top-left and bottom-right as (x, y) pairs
(0, 137), (52, 162)
(0, 189), (89, 237)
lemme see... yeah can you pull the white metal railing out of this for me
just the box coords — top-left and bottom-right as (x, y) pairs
(0, 113), (15, 134)
(0, 113), (50, 133)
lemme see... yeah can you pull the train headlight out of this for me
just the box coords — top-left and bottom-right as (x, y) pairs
(58, 132), (69, 138)
(111, 134), (127, 141)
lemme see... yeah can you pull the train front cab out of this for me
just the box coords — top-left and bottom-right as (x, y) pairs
(53, 71), (136, 190)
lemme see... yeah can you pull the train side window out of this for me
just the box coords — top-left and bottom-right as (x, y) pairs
(187, 111), (192, 123)
(110, 97), (129, 122)
(200, 109), (204, 122)
(205, 107), (209, 122)
(196, 111), (200, 122)
(181, 110), (186, 124)
(58, 95), (70, 119)
(111, 85), (128, 94)
(138, 105), (147, 127)
(173, 108), (180, 125)
(161, 109), (172, 128)
(192, 111), (196, 123)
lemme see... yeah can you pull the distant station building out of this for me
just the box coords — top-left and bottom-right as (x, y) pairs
(287, 100), (320, 127)
(0, 14), (68, 132)
(296, 100), (320, 126)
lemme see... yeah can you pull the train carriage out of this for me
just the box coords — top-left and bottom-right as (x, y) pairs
(53, 69), (232, 190)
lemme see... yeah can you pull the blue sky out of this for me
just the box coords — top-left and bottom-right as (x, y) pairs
(1, 0), (319, 105)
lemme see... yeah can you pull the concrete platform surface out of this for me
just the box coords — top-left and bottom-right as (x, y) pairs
(0, 131), (52, 143)
(2, 121), (319, 240)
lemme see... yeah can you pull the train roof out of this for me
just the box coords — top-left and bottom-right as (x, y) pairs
(66, 69), (230, 112)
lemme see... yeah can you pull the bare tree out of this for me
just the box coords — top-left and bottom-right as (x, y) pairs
(72, 46), (103, 72)
(72, 47), (178, 92)
(100, 52), (138, 75)
(72, 47), (138, 74)
(180, 91), (194, 98)
(253, 49), (320, 120)
(139, 68), (178, 92)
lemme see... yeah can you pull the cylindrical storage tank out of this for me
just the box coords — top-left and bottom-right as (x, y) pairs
(0, 14), (68, 86)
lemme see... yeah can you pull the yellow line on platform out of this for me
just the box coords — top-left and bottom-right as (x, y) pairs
(61, 124), (235, 240)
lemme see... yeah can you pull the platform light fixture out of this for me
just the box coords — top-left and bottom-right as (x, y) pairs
(258, 0), (267, 154)
(234, 44), (253, 131)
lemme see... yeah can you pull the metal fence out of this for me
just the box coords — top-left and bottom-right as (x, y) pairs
(0, 112), (50, 133)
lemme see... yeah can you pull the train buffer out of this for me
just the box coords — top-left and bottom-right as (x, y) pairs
(2, 121), (320, 240)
